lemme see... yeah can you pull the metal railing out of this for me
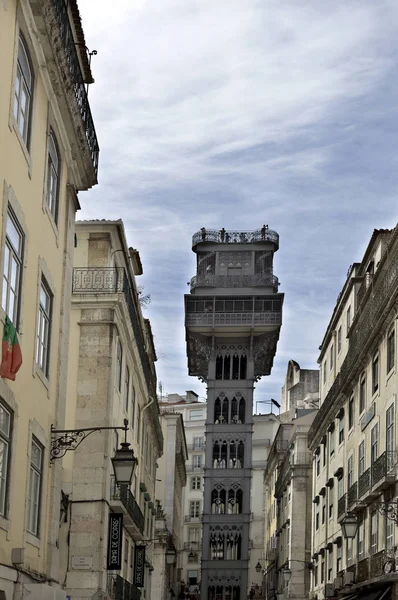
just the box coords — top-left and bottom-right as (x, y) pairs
(72, 267), (157, 400)
(52, 0), (99, 176)
(347, 482), (357, 508)
(358, 468), (371, 498)
(110, 479), (144, 534)
(308, 237), (398, 447)
(186, 464), (204, 473)
(190, 273), (279, 291)
(108, 574), (141, 600)
(192, 228), (279, 248)
(337, 494), (346, 518)
(357, 273), (374, 307)
(357, 558), (369, 583)
(185, 311), (282, 327)
(371, 451), (396, 485)
(370, 549), (387, 579)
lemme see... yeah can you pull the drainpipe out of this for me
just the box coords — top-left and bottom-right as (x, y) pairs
(141, 395), (156, 448)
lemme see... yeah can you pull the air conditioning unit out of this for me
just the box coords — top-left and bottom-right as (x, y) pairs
(325, 584), (334, 597)
(344, 571), (354, 586)
(334, 576), (343, 591)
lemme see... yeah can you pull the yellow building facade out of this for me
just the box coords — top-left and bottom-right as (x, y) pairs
(0, 0), (98, 598)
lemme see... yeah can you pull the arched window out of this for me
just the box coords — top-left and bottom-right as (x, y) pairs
(211, 488), (226, 514)
(231, 395), (245, 424)
(228, 487), (243, 514)
(14, 34), (34, 146)
(47, 130), (60, 221)
(214, 396), (229, 424)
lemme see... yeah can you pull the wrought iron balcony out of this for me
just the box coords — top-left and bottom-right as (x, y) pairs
(337, 494), (347, 518)
(347, 482), (357, 508)
(357, 557), (369, 583)
(371, 451), (396, 487)
(192, 228), (279, 249)
(190, 273), (279, 291)
(110, 478), (144, 535)
(370, 549), (387, 579)
(358, 468), (371, 498)
(72, 267), (156, 400)
(185, 311), (282, 328)
(108, 574), (141, 600)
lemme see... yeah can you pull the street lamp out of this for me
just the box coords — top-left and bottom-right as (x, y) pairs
(282, 566), (292, 585)
(111, 436), (138, 486)
(166, 548), (177, 565)
(255, 561), (262, 573)
(340, 512), (359, 540)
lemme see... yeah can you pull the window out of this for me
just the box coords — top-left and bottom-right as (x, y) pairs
(323, 361), (327, 384)
(359, 375), (366, 414)
(323, 441), (327, 466)
(346, 306), (351, 333)
(358, 441), (365, 477)
(336, 543), (342, 573)
(370, 511), (378, 555)
(371, 423), (378, 464)
(0, 401), (12, 517)
(387, 328), (395, 374)
(357, 519), (364, 560)
(14, 34), (34, 146)
(190, 410), (203, 421)
(337, 476), (344, 500)
(329, 427), (335, 456)
(315, 504), (320, 530)
(386, 404), (395, 470)
(131, 386), (135, 429)
(372, 353), (379, 394)
(193, 455), (202, 471)
(188, 552), (198, 564)
(46, 131), (60, 221)
(124, 366), (130, 412)
(328, 487), (334, 519)
(2, 210), (24, 327)
(320, 560), (325, 584)
(347, 538), (353, 563)
(338, 414), (344, 444)
(314, 563), (318, 586)
(116, 341), (123, 392)
(386, 514), (394, 549)
(27, 438), (43, 536)
(136, 405), (141, 443)
(347, 456), (353, 489)
(191, 476), (201, 490)
(321, 495), (326, 524)
(328, 549), (333, 580)
(123, 538), (129, 579)
(330, 344), (334, 372)
(193, 437), (204, 450)
(348, 396), (354, 430)
(316, 453), (320, 476)
(337, 326), (342, 354)
(190, 501), (201, 518)
(189, 527), (200, 543)
(36, 279), (52, 376)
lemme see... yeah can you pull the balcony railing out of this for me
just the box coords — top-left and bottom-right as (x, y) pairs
(185, 311), (282, 327)
(184, 541), (201, 550)
(192, 228), (279, 249)
(72, 267), (156, 400)
(108, 574), (141, 600)
(370, 549), (387, 579)
(186, 464), (204, 473)
(371, 451), (396, 486)
(357, 273), (374, 307)
(358, 468), (371, 498)
(52, 0), (99, 177)
(308, 241), (398, 448)
(347, 482), (357, 508)
(337, 494), (347, 518)
(357, 557), (369, 583)
(110, 479), (144, 534)
(185, 514), (202, 522)
(190, 273), (279, 291)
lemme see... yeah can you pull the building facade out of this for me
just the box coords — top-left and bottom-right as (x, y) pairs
(61, 221), (163, 600)
(159, 391), (207, 595)
(185, 226), (284, 600)
(262, 361), (318, 600)
(308, 227), (398, 600)
(0, 0), (98, 598)
(153, 411), (188, 600)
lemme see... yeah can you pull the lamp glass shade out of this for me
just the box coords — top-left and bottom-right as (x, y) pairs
(341, 513), (359, 539)
(166, 549), (176, 565)
(188, 551), (195, 561)
(277, 592), (284, 600)
(255, 561), (262, 573)
(282, 567), (292, 584)
(111, 442), (137, 486)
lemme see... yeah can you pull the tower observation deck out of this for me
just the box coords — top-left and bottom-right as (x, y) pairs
(185, 227), (284, 600)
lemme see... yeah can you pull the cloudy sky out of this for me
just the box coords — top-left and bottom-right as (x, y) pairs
(78, 0), (398, 406)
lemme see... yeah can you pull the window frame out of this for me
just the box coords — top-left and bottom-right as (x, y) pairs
(337, 326), (342, 354)
(359, 374), (366, 415)
(348, 395), (354, 431)
(116, 340), (123, 392)
(46, 130), (61, 223)
(0, 400), (12, 518)
(370, 511), (378, 555)
(387, 327), (395, 374)
(189, 500), (201, 519)
(329, 344), (334, 372)
(338, 414), (344, 445)
(371, 423), (379, 465)
(346, 306), (351, 333)
(35, 277), (52, 377)
(27, 437), (43, 537)
(358, 441), (365, 477)
(13, 33), (34, 148)
(190, 476), (201, 491)
(124, 365), (130, 413)
(2, 209), (24, 328)
(372, 352), (379, 395)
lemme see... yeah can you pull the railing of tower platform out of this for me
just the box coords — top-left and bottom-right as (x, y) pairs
(190, 273), (279, 291)
(192, 228), (279, 248)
